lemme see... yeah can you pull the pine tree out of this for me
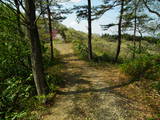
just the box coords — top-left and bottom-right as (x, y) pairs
(73, 1), (94, 60)
(123, 0), (152, 54)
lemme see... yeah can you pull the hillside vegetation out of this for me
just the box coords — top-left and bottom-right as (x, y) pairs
(0, 0), (160, 120)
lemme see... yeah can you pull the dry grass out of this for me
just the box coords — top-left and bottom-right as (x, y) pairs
(92, 38), (158, 60)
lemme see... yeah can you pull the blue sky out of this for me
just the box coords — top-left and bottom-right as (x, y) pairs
(61, 0), (120, 35)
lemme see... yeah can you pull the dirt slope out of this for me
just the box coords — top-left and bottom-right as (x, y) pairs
(42, 43), (150, 120)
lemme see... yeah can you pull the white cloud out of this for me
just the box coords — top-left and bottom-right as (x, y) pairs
(70, 0), (81, 3)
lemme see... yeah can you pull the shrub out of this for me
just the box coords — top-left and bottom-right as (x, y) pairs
(0, 75), (36, 119)
(72, 40), (88, 59)
(93, 53), (114, 63)
(121, 54), (160, 80)
(46, 73), (63, 92)
(0, 5), (63, 119)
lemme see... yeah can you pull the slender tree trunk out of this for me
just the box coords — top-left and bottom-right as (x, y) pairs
(133, 1), (138, 59)
(24, 0), (47, 97)
(46, 0), (54, 60)
(88, 0), (93, 60)
(39, 0), (48, 31)
(138, 29), (142, 53)
(115, 0), (124, 62)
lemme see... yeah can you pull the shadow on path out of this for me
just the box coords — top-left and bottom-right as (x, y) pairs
(58, 80), (133, 95)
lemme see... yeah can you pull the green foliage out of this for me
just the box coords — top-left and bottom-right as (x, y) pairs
(43, 47), (60, 69)
(46, 73), (63, 92)
(0, 4), (64, 119)
(0, 4), (35, 119)
(93, 53), (114, 63)
(64, 26), (88, 59)
(65, 29), (88, 42)
(0, 76), (36, 120)
(73, 40), (88, 59)
(101, 33), (159, 43)
(121, 54), (160, 81)
(121, 53), (160, 94)
(101, 34), (117, 42)
(0, 5), (31, 78)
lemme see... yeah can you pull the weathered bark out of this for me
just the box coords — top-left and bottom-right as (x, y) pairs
(46, 0), (54, 60)
(24, 0), (47, 96)
(88, 0), (93, 60)
(115, 0), (124, 62)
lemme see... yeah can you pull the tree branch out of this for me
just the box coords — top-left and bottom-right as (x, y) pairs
(35, 0), (53, 23)
(143, 0), (160, 17)
(0, 0), (29, 27)
(17, 0), (27, 13)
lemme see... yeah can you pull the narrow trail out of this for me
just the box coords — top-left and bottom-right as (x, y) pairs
(43, 43), (140, 120)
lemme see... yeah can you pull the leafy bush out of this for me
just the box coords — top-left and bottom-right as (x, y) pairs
(0, 4), (63, 119)
(43, 47), (61, 69)
(73, 40), (88, 59)
(101, 34), (117, 42)
(0, 5), (31, 79)
(121, 54), (160, 81)
(93, 53), (114, 63)
(0, 75), (36, 120)
(46, 73), (63, 92)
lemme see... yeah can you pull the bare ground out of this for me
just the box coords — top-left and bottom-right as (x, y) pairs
(42, 43), (156, 120)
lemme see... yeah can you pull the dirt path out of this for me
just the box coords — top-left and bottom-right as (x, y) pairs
(42, 43), (142, 120)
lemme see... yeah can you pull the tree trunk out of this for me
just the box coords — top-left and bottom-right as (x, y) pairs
(115, 0), (124, 62)
(138, 29), (142, 53)
(133, 1), (138, 59)
(88, 0), (93, 60)
(39, 0), (48, 32)
(46, 0), (54, 61)
(24, 0), (47, 97)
